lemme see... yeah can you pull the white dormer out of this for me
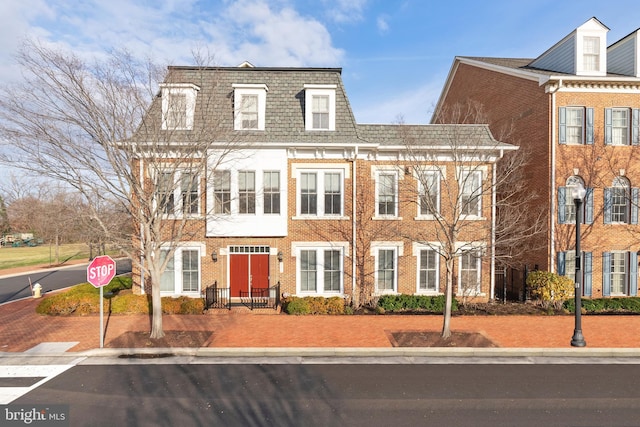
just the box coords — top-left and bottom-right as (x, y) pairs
(160, 83), (200, 130)
(529, 17), (609, 77)
(304, 84), (336, 131)
(233, 83), (268, 131)
(608, 29), (640, 77)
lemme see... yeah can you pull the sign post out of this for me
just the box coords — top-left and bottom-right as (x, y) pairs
(87, 255), (116, 348)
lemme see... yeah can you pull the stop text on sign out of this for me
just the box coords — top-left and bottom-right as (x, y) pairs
(87, 255), (116, 288)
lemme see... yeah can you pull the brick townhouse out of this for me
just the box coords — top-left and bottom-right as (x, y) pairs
(131, 63), (515, 307)
(433, 17), (640, 298)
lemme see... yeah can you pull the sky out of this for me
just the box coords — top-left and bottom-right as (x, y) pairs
(1, 0), (640, 126)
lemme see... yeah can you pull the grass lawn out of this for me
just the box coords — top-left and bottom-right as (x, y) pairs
(0, 243), (91, 270)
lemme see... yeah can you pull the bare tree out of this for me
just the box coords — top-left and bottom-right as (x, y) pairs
(0, 39), (232, 338)
(400, 102), (543, 338)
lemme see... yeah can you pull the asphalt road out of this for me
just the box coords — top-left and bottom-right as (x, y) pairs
(12, 363), (640, 426)
(0, 258), (132, 304)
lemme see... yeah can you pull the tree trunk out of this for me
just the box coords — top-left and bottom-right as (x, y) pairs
(442, 259), (454, 339)
(149, 278), (164, 339)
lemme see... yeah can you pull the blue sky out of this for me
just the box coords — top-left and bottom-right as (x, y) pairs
(1, 0), (640, 125)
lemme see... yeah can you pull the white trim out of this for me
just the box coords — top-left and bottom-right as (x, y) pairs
(233, 84), (268, 131)
(160, 84), (199, 130)
(304, 86), (336, 131)
(292, 242), (348, 296)
(412, 243), (441, 295)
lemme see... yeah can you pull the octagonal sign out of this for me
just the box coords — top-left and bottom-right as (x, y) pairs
(87, 255), (116, 288)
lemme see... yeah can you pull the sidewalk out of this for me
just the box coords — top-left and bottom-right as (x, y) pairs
(2, 295), (640, 354)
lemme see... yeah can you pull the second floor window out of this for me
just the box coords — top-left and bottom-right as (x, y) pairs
(298, 170), (344, 217)
(263, 171), (281, 214)
(377, 173), (397, 217)
(604, 177), (638, 224)
(158, 171), (175, 215)
(419, 171), (440, 216)
(460, 171), (482, 216)
(157, 169), (199, 216)
(558, 176), (593, 224)
(180, 172), (199, 215)
(559, 107), (594, 145)
(238, 171), (256, 214)
(213, 170), (231, 214)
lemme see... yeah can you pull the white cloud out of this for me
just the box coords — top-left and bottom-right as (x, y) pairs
(321, 0), (368, 23)
(377, 14), (390, 34)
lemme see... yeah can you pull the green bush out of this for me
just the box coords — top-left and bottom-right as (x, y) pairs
(110, 294), (150, 314)
(282, 296), (346, 315)
(526, 271), (574, 309)
(377, 294), (457, 313)
(564, 297), (640, 313)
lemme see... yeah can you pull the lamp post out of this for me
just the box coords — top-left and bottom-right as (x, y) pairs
(571, 182), (587, 347)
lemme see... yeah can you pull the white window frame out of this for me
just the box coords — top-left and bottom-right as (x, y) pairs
(582, 36), (601, 72)
(611, 108), (630, 146)
(609, 251), (628, 296)
(294, 168), (345, 218)
(565, 107), (585, 145)
(459, 168), (485, 218)
(416, 168), (442, 219)
(373, 166), (402, 219)
(160, 83), (199, 130)
(304, 84), (336, 131)
(155, 168), (201, 218)
(238, 170), (256, 215)
(212, 170), (231, 215)
(263, 171), (281, 215)
(293, 242), (347, 296)
(413, 243), (440, 294)
(457, 248), (482, 296)
(371, 242), (403, 294)
(233, 84), (268, 131)
(159, 244), (204, 296)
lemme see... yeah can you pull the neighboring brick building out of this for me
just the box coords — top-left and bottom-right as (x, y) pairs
(132, 63), (515, 307)
(434, 17), (640, 298)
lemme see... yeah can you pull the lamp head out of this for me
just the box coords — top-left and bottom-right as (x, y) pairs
(571, 182), (586, 201)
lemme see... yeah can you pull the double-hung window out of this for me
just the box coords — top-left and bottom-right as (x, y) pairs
(297, 247), (343, 294)
(458, 249), (481, 295)
(583, 36), (600, 72)
(297, 170), (343, 217)
(605, 108), (640, 146)
(304, 85), (336, 131)
(160, 83), (199, 130)
(213, 170), (231, 215)
(159, 247), (201, 295)
(603, 251), (638, 296)
(604, 177), (638, 225)
(238, 171), (256, 214)
(559, 107), (594, 145)
(557, 251), (593, 296)
(263, 171), (281, 214)
(157, 169), (200, 216)
(419, 171), (440, 216)
(377, 173), (397, 217)
(376, 248), (396, 292)
(418, 248), (438, 292)
(233, 84), (268, 131)
(558, 176), (594, 224)
(460, 170), (482, 217)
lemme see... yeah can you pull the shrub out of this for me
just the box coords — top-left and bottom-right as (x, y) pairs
(377, 294), (457, 313)
(527, 271), (574, 309)
(110, 294), (150, 314)
(283, 297), (311, 315)
(564, 297), (640, 313)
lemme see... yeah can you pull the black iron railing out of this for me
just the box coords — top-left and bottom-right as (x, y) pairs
(239, 282), (281, 310)
(202, 281), (230, 311)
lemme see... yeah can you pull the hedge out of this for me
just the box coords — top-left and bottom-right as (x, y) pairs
(282, 296), (347, 315)
(377, 294), (457, 313)
(564, 297), (640, 314)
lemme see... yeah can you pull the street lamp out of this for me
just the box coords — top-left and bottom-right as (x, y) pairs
(571, 181), (587, 347)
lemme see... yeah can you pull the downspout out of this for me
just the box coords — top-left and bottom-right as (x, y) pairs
(549, 80), (562, 273)
(351, 146), (358, 305)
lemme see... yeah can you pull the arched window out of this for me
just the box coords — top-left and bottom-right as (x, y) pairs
(604, 176), (638, 224)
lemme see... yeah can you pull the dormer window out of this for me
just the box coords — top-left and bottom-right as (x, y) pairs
(583, 36), (600, 72)
(233, 84), (268, 131)
(304, 84), (336, 131)
(160, 83), (199, 130)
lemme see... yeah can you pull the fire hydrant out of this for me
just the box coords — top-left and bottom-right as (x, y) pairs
(33, 283), (42, 298)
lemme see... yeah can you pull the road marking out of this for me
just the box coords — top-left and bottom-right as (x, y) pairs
(0, 361), (83, 404)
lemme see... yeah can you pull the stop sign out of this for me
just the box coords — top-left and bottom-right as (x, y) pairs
(87, 255), (117, 288)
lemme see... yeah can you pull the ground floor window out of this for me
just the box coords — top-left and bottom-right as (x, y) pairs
(458, 249), (481, 295)
(296, 246), (344, 295)
(159, 247), (201, 294)
(603, 251), (638, 296)
(418, 249), (438, 292)
(376, 248), (396, 292)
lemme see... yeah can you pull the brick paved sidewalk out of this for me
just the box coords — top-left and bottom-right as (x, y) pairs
(2, 296), (640, 353)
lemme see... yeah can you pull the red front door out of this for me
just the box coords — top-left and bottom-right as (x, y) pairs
(229, 249), (270, 297)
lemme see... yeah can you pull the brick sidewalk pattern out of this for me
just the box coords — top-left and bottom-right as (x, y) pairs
(2, 297), (640, 352)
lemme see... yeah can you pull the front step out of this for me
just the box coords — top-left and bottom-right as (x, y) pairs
(205, 304), (281, 315)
